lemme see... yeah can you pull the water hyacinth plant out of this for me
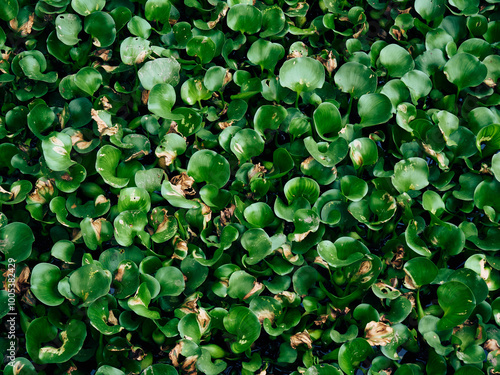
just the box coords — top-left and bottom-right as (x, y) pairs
(0, 0), (499, 374)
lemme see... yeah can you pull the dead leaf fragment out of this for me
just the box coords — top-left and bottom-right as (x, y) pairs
(100, 65), (119, 73)
(485, 339), (500, 352)
(169, 341), (184, 367)
(220, 204), (236, 227)
(392, 28), (403, 41)
(90, 218), (106, 242)
(0, 185), (13, 198)
(387, 245), (405, 269)
(243, 281), (264, 300)
(207, 5), (228, 29)
(217, 120), (234, 130)
(197, 309), (211, 332)
(316, 51), (337, 74)
(403, 273), (418, 290)
(141, 90), (150, 105)
(290, 330), (313, 349)
(10, 13), (34, 37)
(484, 78), (497, 88)
(294, 231), (310, 242)
(180, 294), (200, 314)
(91, 109), (118, 136)
(182, 356), (198, 375)
(170, 172), (196, 196)
(100, 96), (112, 110)
(248, 163), (267, 180)
(314, 315), (328, 325)
(94, 49), (111, 61)
(365, 321), (393, 346)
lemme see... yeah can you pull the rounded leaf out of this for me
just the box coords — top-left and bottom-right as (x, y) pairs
(334, 62), (377, 99)
(313, 102), (342, 141)
(378, 44), (414, 78)
(55, 14), (82, 46)
(155, 266), (185, 297)
(96, 145), (129, 188)
(392, 157), (429, 193)
(279, 57), (325, 94)
(0, 222), (34, 262)
(227, 4), (262, 34)
(31, 263), (64, 306)
(69, 264), (112, 306)
(443, 53), (487, 91)
(223, 306), (261, 353)
(437, 281), (476, 331)
(403, 257), (438, 289)
(187, 150), (230, 188)
(357, 93), (392, 126)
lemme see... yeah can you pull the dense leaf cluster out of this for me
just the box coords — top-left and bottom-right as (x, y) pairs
(0, 0), (500, 374)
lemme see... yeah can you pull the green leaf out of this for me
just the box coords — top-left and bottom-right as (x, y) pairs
(230, 128), (264, 162)
(248, 39), (285, 73)
(304, 136), (349, 167)
(241, 228), (273, 264)
(84, 11), (116, 48)
(339, 338), (374, 375)
(127, 16), (151, 39)
(145, 0), (171, 24)
(55, 14), (82, 46)
(334, 62), (377, 99)
(0, 222), (31, 262)
(313, 102), (342, 141)
(187, 150), (230, 188)
(74, 67), (102, 96)
(139, 58), (181, 91)
(227, 4), (262, 34)
(117, 187), (151, 213)
(349, 137), (379, 169)
(492, 153), (500, 182)
(341, 175), (369, 202)
(113, 211), (148, 247)
(378, 44), (414, 77)
(147, 83), (180, 120)
(120, 37), (152, 65)
(95, 145), (130, 188)
(223, 306), (261, 353)
(155, 266), (185, 297)
(244, 202), (275, 228)
(253, 104), (287, 136)
(284, 177), (320, 205)
(187, 36), (216, 64)
(127, 283), (160, 319)
(401, 70), (432, 104)
(293, 266), (318, 295)
(403, 257), (438, 289)
(437, 281), (476, 331)
(88, 297), (124, 335)
(72, 0), (105, 16)
(42, 132), (75, 171)
(26, 317), (87, 364)
(204, 66), (229, 92)
(31, 263), (64, 306)
(392, 157), (429, 193)
(3, 358), (37, 375)
(477, 124), (500, 158)
(0, 0), (18, 21)
(69, 263), (112, 306)
(358, 93), (392, 126)
(181, 78), (211, 106)
(414, 0), (445, 22)
(279, 57), (326, 94)
(443, 53), (487, 91)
